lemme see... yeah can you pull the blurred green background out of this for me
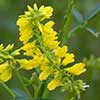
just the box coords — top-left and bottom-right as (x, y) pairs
(0, 0), (100, 100)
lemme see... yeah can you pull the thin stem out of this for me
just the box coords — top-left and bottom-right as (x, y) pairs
(0, 80), (16, 98)
(61, 0), (76, 46)
(42, 85), (49, 98)
(67, 20), (88, 39)
(37, 81), (47, 98)
(16, 69), (33, 100)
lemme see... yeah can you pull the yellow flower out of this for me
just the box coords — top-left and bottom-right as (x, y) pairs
(66, 63), (86, 75)
(62, 53), (75, 65)
(39, 56), (52, 80)
(55, 46), (68, 58)
(42, 21), (59, 50)
(39, 5), (53, 19)
(21, 41), (42, 57)
(21, 42), (36, 56)
(17, 17), (30, 27)
(47, 78), (61, 91)
(0, 62), (12, 82)
(18, 56), (42, 70)
(19, 28), (33, 44)
(17, 17), (33, 44)
(39, 70), (50, 80)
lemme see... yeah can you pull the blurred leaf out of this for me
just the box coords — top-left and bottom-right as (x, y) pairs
(85, 27), (100, 37)
(33, 98), (55, 100)
(85, 4), (100, 21)
(73, 6), (84, 23)
(12, 89), (29, 100)
(69, 4), (100, 38)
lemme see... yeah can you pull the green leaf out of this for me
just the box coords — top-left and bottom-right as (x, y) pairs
(73, 6), (84, 23)
(85, 4), (100, 21)
(12, 89), (29, 100)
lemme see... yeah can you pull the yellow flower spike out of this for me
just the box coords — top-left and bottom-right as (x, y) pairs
(47, 78), (61, 91)
(55, 46), (68, 58)
(66, 63), (86, 75)
(62, 53), (75, 65)
(0, 62), (12, 82)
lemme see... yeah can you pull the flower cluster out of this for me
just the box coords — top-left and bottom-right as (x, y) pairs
(0, 44), (19, 82)
(16, 3), (86, 93)
(0, 4), (87, 99)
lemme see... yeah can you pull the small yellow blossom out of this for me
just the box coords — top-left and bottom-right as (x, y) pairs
(17, 56), (42, 70)
(39, 6), (53, 19)
(17, 17), (33, 44)
(47, 78), (61, 90)
(39, 70), (50, 80)
(22, 41), (42, 57)
(21, 42), (36, 56)
(66, 63), (86, 75)
(39, 57), (52, 80)
(0, 62), (12, 82)
(55, 46), (68, 58)
(62, 53), (75, 65)
(42, 21), (59, 50)
(17, 17), (30, 27)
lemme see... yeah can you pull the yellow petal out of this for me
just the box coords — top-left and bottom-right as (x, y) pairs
(0, 62), (9, 73)
(62, 53), (75, 65)
(47, 78), (61, 91)
(66, 63), (86, 75)
(39, 71), (50, 80)
(0, 69), (12, 82)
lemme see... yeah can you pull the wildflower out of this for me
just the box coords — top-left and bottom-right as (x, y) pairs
(0, 62), (12, 82)
(16, 4), (87, 92)
(66, 63), (86, 75)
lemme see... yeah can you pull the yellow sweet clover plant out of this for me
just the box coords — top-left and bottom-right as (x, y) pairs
(0, 3), (89, 100)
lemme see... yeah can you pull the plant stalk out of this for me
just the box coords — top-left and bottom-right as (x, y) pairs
(0, 80), (16, 98)
(16, 69), (33, 100)
(61, 0), (76, 46)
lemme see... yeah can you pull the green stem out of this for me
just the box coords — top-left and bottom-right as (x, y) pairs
(67, 20), (88, 39)
(42, 85), (49, 98)
(0, 80), (16, 98)
(16, 69), (33, 100)
(61, 0), (76, 46)
(37, 81), (47, 98)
